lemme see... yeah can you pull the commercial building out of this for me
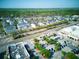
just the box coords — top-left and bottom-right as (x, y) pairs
(58, 25), (79, 47)
(7, 42), (30, 59)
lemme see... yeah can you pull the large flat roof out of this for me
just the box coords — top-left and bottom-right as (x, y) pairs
(8, 42), (30, 59)
(60, 25), (79, 40)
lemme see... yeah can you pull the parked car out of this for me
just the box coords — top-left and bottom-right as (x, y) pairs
(72, 48), (79, 54)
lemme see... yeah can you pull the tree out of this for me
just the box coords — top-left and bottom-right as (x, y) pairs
(35, 43), (51, 58)
(43, 36), (50, 43)
(55, 43), (61, 51)
(48, 39), (57, 44)
(40, 49), (51, 58)
(62, 51), (66, 56)
(65, 52), (79, 59)
(0, 21), (5, 34)
(34, 38), (39, 43)
(62, 51), (79, 59)
(35, 43), (42, 50)
(14, 19), (18, 29)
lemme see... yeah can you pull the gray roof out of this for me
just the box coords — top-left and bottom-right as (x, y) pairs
(8, 43), (30, 59)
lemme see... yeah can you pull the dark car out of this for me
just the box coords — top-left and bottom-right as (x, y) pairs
(72, 48), (79, 54)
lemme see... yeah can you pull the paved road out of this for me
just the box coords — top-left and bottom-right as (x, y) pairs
(52, 51), (62, 59)
(0, 21), (79, 53)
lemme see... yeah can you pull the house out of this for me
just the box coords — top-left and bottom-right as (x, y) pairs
(2, 17), (16, 33)
(71, 15), (79, 20)
(31, 23), (36, 28)
(48, 20), (54, 24)
(17, 19), (29, 30)
(38, 22), (45, 26)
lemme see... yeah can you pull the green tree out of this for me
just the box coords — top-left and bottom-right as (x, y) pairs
(14, 19), (18, 29)
(62, 51), (79, 59)
(55, 43), (61, 51)
(0, 21), (5, 34)
(34, 38), (39, 43)
(65, 52), (79, 59)
(40, 49), (51, 58)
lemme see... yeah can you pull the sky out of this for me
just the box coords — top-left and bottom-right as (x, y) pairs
(0, 0), (79, 8)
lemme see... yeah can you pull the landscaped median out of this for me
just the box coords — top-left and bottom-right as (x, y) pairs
(34, 35), (62, 58)
(43, 36), (61, 51)
(34, 42), (51, 58)
(34, 38), (51, 58)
